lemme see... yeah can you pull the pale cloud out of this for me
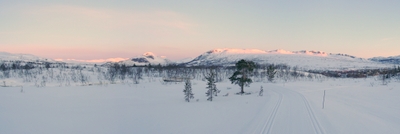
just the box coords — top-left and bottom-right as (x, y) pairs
(382, 37), (393, 41)
(23, 5), (198, 34)
(28, 5), (112, 19)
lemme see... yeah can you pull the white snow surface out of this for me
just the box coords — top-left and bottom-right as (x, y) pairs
(1, 78), (399, 134)
(186, 48), (392, 70)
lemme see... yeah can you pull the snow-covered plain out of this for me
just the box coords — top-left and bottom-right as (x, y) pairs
(1, 77), (399, 134)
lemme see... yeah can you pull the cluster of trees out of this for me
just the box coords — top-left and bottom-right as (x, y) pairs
(16, 58), (311, 86)
(380, 66), (400, 85)
(0, 60), (93, 87)
(183, 59), (277, 102)
(0, 62), (35, 70)
(0, 58), (314, 88)
(4, 59), (397, 89)
(383, 66), (400, 78)
(308, 66), (400, 78)
(183, 69), (220, 102)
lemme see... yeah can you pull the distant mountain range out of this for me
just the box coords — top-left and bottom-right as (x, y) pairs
(0, 52), (54, 63)
(183, 48), (394, 70)
(1, 49), (399, 70)
(116, 52), (172, 66)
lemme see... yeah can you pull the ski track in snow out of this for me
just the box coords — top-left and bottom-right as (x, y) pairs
(259, 89), (283, 134)
(297, 91), (326, 134)
(1, 79), (400, 134)
(253, 88), (326, 134)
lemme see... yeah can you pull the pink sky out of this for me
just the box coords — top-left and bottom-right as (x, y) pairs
(1, 1), (399, 61)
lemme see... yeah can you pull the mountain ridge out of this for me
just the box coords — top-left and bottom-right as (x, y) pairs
(116, 52), (171, 66)
(184, 48), (394, 70)
(1, 49), (398, 70)
(369, 55), (400, 64)
(0, 52), (55, 63)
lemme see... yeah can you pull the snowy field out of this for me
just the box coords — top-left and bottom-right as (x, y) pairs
(1, 78), (400, 134)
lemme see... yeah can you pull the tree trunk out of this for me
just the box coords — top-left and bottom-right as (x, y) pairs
(210, 89), (213, 101)
(241, 85), (244, 94)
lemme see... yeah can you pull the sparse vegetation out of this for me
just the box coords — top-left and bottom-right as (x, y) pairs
(205, 69), (218, 101)
(183, 79), (194, 102)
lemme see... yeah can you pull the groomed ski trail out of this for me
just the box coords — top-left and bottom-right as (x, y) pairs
(298, 91), (326, 134)
(250, 86), (326, 134)
(259, 89), (283, 134)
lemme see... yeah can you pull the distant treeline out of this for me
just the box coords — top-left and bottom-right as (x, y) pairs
(308, 66), (400, 78)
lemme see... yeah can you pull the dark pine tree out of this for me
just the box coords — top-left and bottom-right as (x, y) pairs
(183, 79), (194, 102)
(267, 65), (277, 82)
(205, 70), (218, 101)
(229, 59), (256, 94)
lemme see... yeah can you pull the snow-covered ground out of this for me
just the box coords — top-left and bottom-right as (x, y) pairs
(1, 77), (399, 134)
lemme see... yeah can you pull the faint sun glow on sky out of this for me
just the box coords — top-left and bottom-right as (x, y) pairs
(1, 1), (399, 61)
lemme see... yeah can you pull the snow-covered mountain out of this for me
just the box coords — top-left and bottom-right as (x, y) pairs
(175, 57), (195, 64)
(2, 49), (397, 70)
(369, 55), (400, 65)
(0, 52), (55, 63)
(185, 48), (391, 70)
(54, 58), (129, 65)
(117, 52), (171, 66)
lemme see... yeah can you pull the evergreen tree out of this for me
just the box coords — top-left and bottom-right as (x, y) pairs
(183, 79), (194, 102)
(0, 63), (7, 71)
(397, 66), (400, 73)
(229, 59), (256, 94)
(205, 70), (218, 101)
(259, 86), (264, 96)
(267, 65), (277, 82)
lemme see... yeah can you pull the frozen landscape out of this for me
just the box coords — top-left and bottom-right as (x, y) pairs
(2, 1), (399, 133)
(1, 50), (400, 134)
(1, 77), (399, 134)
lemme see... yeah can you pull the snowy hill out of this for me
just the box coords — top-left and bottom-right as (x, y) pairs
(54, 58), (128, 64)
(117, 52), (171, 66)
(1, 50), (396, 70)
(369, 55), (400, 65)
(0, 52), (55, 63)
(185, 48), (391, 70)
(175, 57), (195, 64)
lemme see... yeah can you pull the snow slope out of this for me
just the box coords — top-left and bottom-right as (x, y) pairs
(1, 50), (396, 70)
(185, 48), (391, 70)
(370, 55), (400, 65)
(54, 58), (129, 64)
(0, 52), (54, 62)
(1, 78), (399, 134)
(283, 79), (400, 134)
